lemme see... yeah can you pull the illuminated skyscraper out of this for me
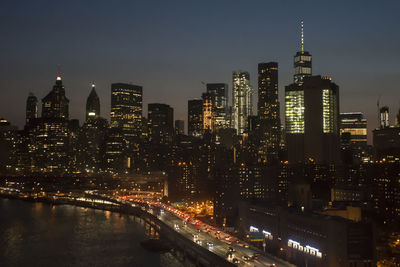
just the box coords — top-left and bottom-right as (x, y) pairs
(110, 83), (142, 139)
(380, 106), (389, 128)
(285, 84), (304, 135)
(42, 74), (69, 119)
(202, 92), (215, 132)
(188, 99), (203, 137)
(340, 112), (368, 163)
(258, 62), (280, 163)
(285, 76), (340, 164)
(206, 83), (229, 129)
(340, 113), (367, 146)
(86, 83), (100, 121)
(26, 93), (38, 124)
(232, 71), (252, 135)
(294, 21), (312, 85)
(29, 74), (71, 173)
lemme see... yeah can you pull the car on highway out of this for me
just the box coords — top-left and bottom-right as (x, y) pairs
(196, 240), (202, 245)
(252, 252), (260, 260)
(206, 242), (213, 248)
(242, 255), (250, 261)
(226, 252), (233, 260)
(228, 247), (235, 252)
(232, 258), (240, 264)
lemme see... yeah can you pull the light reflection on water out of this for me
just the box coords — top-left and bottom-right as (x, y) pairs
(0, 198), (182, 267)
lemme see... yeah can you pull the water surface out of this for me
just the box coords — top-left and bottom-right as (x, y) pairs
(0, 198), (180, 267)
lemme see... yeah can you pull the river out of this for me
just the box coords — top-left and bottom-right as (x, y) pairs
(0, 198), (182, 267)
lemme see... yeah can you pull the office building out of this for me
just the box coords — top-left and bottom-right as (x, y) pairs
(258, 62), (281, 163)
(110, 83), (142, 139)
(206, 83), (229, 129)
(188, 99), (203, 137)
(86, 83), (100, 120)
(285, 76), (340, 164)
(232, 71), (252, 135)
(202, 92), (215, 132)
(104, 128), (127, 173)
(340, 113), (367, 146)
(340, 112), (368, 163)
(30, 74), (71, 173)
(148, 103), (174, 145)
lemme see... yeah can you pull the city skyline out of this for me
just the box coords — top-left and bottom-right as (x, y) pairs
(1, 1), (400, 144)
(1, 2), (400, 266)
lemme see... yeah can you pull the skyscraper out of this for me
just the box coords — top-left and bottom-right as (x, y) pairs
(188, 99), (203, 137)
(340, 112), (367, 147)
(86, 83), (100, 121)
(293, 21), (312, 85)
(42, 74), (69, 119)
(110, 83), (142, 139)
(148, 103), (174, 145)
(232, 71), (252, 135)
(285, 76), (340, 164)
(340, 112), (368, 163)
(206, 83), (229, 130)
(258, 62), (281, 163)
(26, 93), (38, 124)
(202, 92), (215, 132)
(30, 74), (70, 173)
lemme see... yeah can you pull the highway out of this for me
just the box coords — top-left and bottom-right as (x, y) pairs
(122, 198), (292, 267)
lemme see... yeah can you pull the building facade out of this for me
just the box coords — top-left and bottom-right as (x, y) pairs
(238, 202), (376, 267)
(285, 76), (340, 164)
(258, 62), (281, 163)
(232, 71), (252, 135)
(188, 99), (203, 137)
(110, 83), (142, 139)
(206, 83), (229, 130)
(148, 103), (174, 145)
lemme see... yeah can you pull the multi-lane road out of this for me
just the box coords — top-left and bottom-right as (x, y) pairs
(122, 198), (293, 267)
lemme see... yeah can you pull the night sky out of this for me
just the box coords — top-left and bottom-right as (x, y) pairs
(1, 0), (399, 143)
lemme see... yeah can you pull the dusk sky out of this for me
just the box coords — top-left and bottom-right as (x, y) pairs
(1, 0), (399, 143)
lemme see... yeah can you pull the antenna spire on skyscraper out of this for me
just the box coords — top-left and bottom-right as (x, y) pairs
(301, 20), (304, 53)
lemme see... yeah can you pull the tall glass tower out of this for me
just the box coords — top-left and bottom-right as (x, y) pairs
(294, 21), (312, 85)
(232, 71), (252, 135)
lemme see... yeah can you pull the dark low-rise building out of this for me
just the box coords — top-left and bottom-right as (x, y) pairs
(238, 201), (376, 267)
